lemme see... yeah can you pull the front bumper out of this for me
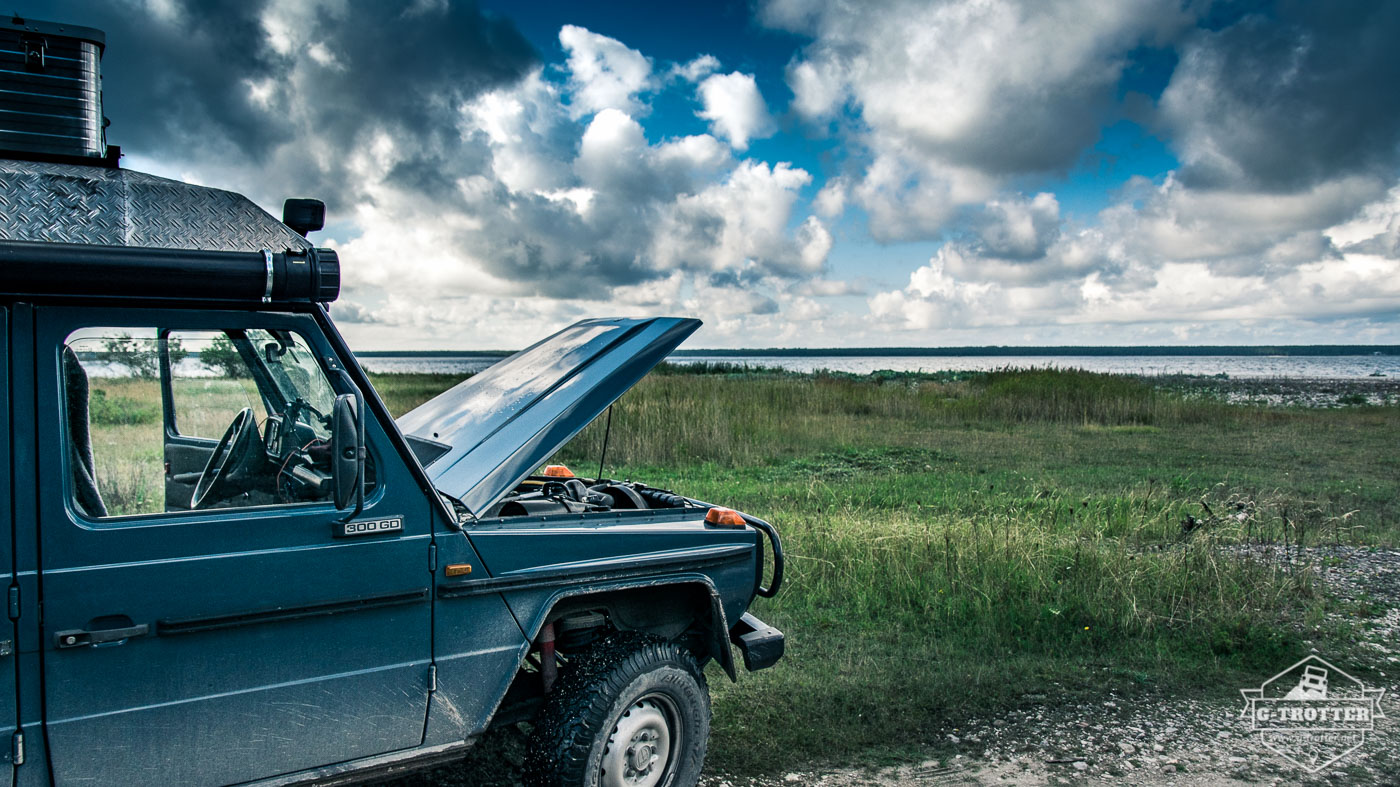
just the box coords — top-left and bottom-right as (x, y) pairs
(729, 612), (785, 671)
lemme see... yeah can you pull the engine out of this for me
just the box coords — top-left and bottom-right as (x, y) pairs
(483, 471), (692, 518)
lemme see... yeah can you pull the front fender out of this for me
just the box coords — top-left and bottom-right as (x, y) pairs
(518, 575), (738, 681)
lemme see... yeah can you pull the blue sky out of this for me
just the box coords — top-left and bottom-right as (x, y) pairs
(487, 0), (1188, 291)
(24, 0), (1400, 349)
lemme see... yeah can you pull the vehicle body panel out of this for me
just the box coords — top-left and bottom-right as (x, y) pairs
(418, 529), (526, 747)
(397, 317), (700, 514)
(0, 306), (16, 786)
(425, 510), (759, 743)
(466, 514), (758, 634)
(9, 302), (46, 787)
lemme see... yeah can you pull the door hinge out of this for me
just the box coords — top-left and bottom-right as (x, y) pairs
(428, 543), (437, 573)
(12, 731), (23, 765)
(427, 664), (437, 693)
(7, 586), (18, 621)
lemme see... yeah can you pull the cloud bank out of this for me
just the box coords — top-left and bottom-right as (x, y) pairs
(20, 0), (1400, 347)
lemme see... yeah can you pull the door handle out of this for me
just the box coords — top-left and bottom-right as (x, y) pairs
(54, 622), (150, 649)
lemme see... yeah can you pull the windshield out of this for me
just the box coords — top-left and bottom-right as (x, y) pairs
(245, 329), (337, 437)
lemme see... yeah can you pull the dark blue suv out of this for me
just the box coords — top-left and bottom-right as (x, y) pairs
(0, 16), (783, 787)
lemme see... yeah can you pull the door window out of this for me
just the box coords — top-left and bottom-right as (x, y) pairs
(63, 327), (366, 518)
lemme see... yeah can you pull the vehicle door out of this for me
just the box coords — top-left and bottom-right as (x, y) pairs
(0, 306), (16, 787)
(34, 307), (432, 786)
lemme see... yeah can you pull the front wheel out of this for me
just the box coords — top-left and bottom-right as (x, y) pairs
(524, 633), (710, 787)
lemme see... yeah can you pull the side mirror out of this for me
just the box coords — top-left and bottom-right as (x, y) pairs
(283, 198), (326, 237)
(331, 393), (364, 512)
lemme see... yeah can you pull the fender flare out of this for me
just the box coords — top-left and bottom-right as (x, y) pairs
(519, 574), (737, 681)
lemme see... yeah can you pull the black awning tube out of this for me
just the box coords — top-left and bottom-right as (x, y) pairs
(0, 239), (339, 304)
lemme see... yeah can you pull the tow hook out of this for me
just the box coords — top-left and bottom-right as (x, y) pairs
(729, 612), (784, 671)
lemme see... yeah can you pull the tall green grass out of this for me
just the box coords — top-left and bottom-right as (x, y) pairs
(961, 366), (1235, 424)
(369, 373), (471, 415)
(86, 376), (268, 516)
(365, 367), (1394, 771)
(81, 367), (1393, 772)
(366, 367), (1397, 546)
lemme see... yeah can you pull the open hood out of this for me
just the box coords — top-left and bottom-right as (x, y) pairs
(396, 317), (701, 514)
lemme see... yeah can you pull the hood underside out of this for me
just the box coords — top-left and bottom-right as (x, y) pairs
(396, 317), (701, 515)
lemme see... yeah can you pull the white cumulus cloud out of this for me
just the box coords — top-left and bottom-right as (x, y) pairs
(559, 24), (655, 118)
(672, 54), (721, 83)
(696, 71), (774, 151)
(765, 0), (1191, 240)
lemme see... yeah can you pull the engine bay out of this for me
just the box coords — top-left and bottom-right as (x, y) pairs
(482, 470), (695, 519)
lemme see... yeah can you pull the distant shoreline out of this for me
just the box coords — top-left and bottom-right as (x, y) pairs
(356, 345), (1400, 358)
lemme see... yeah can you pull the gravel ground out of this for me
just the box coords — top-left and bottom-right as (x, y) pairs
(390, 546), (1400, 787)
(698, 547), (1400, 787)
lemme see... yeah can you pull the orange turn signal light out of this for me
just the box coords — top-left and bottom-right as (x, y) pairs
(705, 507), (746, 527)
(542, 465), (574, 478)
(444, 563), (472, 577)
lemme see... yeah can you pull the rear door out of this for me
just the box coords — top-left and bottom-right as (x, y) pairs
(33, 306), (432, 786)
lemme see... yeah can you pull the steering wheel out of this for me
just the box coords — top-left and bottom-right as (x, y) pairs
(191, 408), (260, 510)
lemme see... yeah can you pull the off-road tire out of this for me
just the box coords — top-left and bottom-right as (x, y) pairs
(523, 632), (710, 787)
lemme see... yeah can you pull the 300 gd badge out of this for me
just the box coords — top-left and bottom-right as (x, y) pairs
(336, 517), (405, 538)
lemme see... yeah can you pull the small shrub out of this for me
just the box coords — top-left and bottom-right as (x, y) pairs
(94, 333), (187, 379)
(96, 461), (162, 516)
(89, 389), (159, 426)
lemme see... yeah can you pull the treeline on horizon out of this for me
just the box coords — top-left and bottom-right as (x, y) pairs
(356, 345), (1400, 358)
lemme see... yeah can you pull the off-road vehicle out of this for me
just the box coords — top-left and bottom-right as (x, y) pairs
(0, 17), (783, 787)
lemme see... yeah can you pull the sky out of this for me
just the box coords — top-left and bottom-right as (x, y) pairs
(24, 0), (1400, 350)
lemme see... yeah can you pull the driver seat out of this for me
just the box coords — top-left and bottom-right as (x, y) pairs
(63, 347), (108, 518)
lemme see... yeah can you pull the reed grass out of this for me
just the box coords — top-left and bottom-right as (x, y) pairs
(370, 366), (1394, 771)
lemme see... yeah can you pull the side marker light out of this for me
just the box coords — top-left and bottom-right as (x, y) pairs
(705, 507), (746, 527)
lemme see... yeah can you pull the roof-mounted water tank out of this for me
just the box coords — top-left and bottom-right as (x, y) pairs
(0, 16), (114, 164)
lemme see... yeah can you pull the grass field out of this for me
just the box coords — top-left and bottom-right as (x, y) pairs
(86, 376), (269, 515)
(369, 367), (1398, 773)
(85, 367), (1398, 773)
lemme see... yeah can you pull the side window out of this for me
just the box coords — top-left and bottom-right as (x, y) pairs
(63, 329), (165, 517)
(63, 326), (369, 520)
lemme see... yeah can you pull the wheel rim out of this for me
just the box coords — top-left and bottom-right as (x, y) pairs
(600, 694), (679, 787)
